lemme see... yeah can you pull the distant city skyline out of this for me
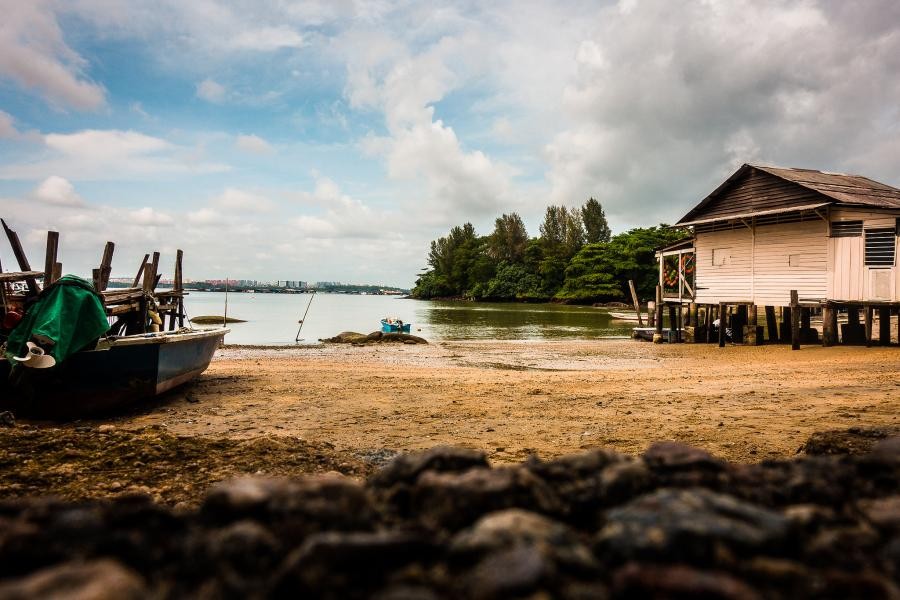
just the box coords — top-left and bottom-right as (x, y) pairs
(1, 1), (899, 287)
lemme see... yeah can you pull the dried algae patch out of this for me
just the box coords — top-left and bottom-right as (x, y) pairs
(0, 426), (372, 505)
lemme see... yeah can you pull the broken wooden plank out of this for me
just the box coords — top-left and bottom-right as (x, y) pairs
(44, 231), (59, 286)
(0, 270), (44, 283)
(1, 219), (38, 295)
(132, 254), (150, 288)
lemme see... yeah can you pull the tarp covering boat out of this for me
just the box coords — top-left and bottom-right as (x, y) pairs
(6, 275), (109, 365)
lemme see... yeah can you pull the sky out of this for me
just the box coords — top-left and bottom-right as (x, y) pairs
(0, 0), (898, 287)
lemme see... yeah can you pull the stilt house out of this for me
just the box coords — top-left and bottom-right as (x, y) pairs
(657, 164), (900, 346)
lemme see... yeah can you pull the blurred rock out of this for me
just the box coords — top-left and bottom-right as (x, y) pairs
(0, 559), (146, 600)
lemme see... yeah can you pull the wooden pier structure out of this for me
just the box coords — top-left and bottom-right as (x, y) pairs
(651, 164), (900, 348)
(1, 218), (187, 336)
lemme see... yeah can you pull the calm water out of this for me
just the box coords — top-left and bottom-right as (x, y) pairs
(183, 292), (635, 345)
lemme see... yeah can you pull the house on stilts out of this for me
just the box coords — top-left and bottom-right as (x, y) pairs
(654, 163), (900, 347)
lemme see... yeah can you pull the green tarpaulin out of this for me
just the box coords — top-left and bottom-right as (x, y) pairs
(6, 275), (110, 365)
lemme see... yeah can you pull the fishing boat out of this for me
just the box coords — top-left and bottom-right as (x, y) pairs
(0, 328), (227, 418)
(0, 218), (227, 418)
(608, 311), (641, 321)
(381, 317), (411, 333)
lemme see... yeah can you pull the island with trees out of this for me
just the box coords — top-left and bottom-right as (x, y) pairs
(412, 199), (687, 304)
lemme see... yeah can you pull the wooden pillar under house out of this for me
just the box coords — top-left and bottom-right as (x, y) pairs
(865, 306), (874, 347)
(655, 286), (663, 336)
(668, 304), (678, 343)
(733, 305), (747, 344)
(822, 304), (838, 347)
(747, 304), (758, 345)
(781, 306), (792, 344)
(718, 303), (726, 348)
(765, 306), (778, 343)
(879, 307), (891, 346)
(801, 307), (811, 331)
(790, 290), (800, 351)
(706, 304), (714, 343)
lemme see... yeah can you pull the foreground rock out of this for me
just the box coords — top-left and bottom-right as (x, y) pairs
(0, 439), (898, 598)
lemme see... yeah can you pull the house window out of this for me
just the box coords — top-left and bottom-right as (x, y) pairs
(864, 228), (896, 267)
(788, 254), (802, 267)
(712, 248), (730, 266)
(830, 220), (863, 237)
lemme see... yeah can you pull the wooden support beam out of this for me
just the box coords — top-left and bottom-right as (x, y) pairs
(655, 285), (663, 336)
(822, 304), (838, 347)
(98, 241), (115, 291)
(765, 306), (777, 343)
(790, 290), (800, 350)
(668, 304), (677, 343)
(132, 254), (150, 288)
(747, 304), (758, 345)
(52, 262), (62, 283)
(149, 251), (160, 292)
(879, 307), (891, 346)
(1, 218), (38, 295)
(689, 302), (698, 329)
(781, 306), (791, 343)
(705, 304), (714, 343)
(865, 306), (873, 347)
(0, 271), (44, 283)
(44, 231), (59, 287)
(142, 262), (153, 293)
(628, 280), (644, 327)
(718, 303), (726, 347)
(647, 301), (656, 328)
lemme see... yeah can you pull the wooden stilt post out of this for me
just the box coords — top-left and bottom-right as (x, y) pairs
(765, 306), (777, 343)
(865, 306), (873, 347)
(689, 302), (698, 329)
(800, 307), (811, 331)
(879, 307), (891, 346)
(718, 303), (726, 347)
(97, 241), (115, 291)
(668, 304), (677, 343)
(747, 304), (758, 345)
(781, 306), (792, 343)
(655, 285), (663, 337)
(44, 231), (59, 288)
(175, 249), (184, 328)
(822, 303), (838, 347)
(705, 304), (714, 343)
(647, 301), (656, 328)
(790, 290), (800, 350)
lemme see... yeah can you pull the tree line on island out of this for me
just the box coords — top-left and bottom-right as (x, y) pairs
(412, 198), (687, 304)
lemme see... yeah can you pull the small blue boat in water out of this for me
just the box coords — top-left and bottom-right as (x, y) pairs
(381, 317), (411, 333)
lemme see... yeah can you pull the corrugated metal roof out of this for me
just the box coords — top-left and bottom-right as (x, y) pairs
(677, 202), (830, 226)
(751, 165), (900, 209)
(676, 164), (900, 226)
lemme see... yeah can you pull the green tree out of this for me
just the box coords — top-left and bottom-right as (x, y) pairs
(581, 197), (611, 244)
(487, 213), (529, 264)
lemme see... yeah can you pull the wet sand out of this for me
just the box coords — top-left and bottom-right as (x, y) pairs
(111, 339), (900, 464)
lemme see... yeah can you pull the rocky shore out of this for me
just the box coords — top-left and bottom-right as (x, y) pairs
(1, 437), (898, 599)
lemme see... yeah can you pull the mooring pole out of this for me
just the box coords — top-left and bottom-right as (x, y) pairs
(223, 277), (229, 329)
(295, 291), (316, 342)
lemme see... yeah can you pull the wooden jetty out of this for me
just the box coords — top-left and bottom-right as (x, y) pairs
(646, 165), (900, 348)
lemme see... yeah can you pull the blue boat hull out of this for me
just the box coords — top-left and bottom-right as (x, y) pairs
(381, 321), (411, 333)
(0, 329), (227, 419)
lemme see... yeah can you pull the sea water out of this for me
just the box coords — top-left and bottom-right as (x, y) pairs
(183, 292), (636, 345)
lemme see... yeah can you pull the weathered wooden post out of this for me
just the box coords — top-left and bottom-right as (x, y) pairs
(781, 306), (791, 343)
(865, 306), (873, 347)
(647, 301), (656, 328)
(655, 285), (663, 338)
(765, 306), (777, 343)
(822, 303), (838, 347)
(879, 307), (891, 346)
(44, 231), (59, 287)
(705, 304), (714, 343)
(628, 280), (644, 327)
(669, 304), (678, 343)
(790, 291), (800, 350)
(718, 303), (726, 347)
(747, 304), (758, 345)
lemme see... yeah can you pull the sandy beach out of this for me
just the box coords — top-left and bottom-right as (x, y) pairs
(115, 339), (900, 464)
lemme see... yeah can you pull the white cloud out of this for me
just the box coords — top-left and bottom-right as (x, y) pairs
(0, 2), (105, 110)
(186, 207), (228, 226)
(30, 175), (86, 207)
(290, 176), (396, 239)
(0, 128), (229, 181)
(130, 207), (174, 226)
(0, 110), (18, 138)
(211, 187), (275, 212)
(196, 78), (226, 103)
(235, 134), (274, 155)
(233, 27), (304, 51)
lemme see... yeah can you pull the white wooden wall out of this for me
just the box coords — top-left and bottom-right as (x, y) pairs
(829, 208), (898, 302)
(695, 220), (828, 305)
